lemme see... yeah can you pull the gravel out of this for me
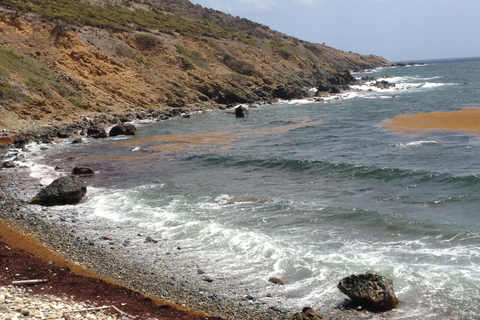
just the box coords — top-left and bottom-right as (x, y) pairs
(0, 285), (122, 320)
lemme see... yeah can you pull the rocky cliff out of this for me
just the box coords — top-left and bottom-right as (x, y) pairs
(0, 0), (393, 134)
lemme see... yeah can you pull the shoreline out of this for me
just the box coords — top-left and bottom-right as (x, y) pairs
(0, 113), (382, 320)
(0, 165), (291, 320)
(0, 73), (408, 319)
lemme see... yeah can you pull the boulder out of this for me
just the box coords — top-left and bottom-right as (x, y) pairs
(337, 271), (399, 312)
(29, 176), (87, 206)
(109, 123), (137, 137)
(290, 307), (326, 320)
(87, 124), (107, 139)
(57, 129), (72, 139)
(72, 166), (95, 176)
(235, 106), (248, 118)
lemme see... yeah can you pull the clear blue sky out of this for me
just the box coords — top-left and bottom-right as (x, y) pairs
(191, 0), (480, 62)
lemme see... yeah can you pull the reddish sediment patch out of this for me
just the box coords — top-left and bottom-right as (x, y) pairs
(380, 107), (480, 136)
(0, 220), (224, 320)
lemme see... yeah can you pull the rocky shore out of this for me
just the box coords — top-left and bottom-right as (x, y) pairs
(0, 107), (405, 320)
(0, 116), (296, 320)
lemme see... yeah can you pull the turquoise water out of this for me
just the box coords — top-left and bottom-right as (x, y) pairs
(33, 58), (480, 319)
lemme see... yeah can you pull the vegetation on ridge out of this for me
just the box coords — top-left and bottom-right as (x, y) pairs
(0, 0), (392, 133)
(0, 0), (254, 42)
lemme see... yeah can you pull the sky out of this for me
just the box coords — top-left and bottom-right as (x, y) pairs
(191, 0), (480, 62)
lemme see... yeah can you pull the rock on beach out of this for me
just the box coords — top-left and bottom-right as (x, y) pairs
(29, 176), (87, 206)
(337, 271), (399, 312)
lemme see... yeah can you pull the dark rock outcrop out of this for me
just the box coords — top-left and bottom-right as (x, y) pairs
(109, 123), (137, 137)
(374, 80), (396, 89)
(290, 307), (326, 320)
(57, 129), (72, 139)
(235, 106), (248, 118)
(29, 176), (87, 206)
(87, 124), (108, 139)
(337, 271), (399, 312)
(14, 136), (29, 148)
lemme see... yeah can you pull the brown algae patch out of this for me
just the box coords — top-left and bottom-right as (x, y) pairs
(380, 107), (480, 136)
(113, 117), (324, 157)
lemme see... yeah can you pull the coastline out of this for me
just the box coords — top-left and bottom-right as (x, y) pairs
(0, 105), (388, 320)
(0, 69), (407, 320)
(0, 165), (289, 320)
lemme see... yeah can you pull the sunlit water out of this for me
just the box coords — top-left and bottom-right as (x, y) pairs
(23, 57), (480, 319)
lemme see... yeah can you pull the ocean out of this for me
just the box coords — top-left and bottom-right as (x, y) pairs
(24, 57), (480, 319)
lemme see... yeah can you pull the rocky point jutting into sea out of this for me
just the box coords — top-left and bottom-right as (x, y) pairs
(0, 0), (402, 319)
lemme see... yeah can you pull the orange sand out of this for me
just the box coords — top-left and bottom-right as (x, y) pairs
(380, 107), (480, 136)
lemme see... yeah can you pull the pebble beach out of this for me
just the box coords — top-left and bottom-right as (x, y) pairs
(0, 141), (291, 320)
(0, 286), (119, 320)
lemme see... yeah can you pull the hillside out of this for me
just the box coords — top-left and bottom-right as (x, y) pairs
(0, 0), (393, 135)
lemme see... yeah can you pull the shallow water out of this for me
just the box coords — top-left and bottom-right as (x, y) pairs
(24, 57), (480, 319)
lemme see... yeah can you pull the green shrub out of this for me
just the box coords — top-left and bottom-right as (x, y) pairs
(0, 46), (79, 103)
(0, 79), (26, 103)
(67, 97), (86, 109)
(26, 78), (49, 94)
(135, 34), (159, 50)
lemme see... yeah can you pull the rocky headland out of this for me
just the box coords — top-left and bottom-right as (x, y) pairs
(0, 0), (394, 138)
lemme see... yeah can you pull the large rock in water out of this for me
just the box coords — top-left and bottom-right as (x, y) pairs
(337, 271), (399, 312)
(87, 124), (107, 139)
(29, 176), (87, 206)
(109, 123), (137, 136)
(290, 307), (326, 320)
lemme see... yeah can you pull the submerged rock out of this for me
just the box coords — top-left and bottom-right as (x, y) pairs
(337, 271), (399, 312)
(72, 166), (95, 176)
(29, 176), (87, 206)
